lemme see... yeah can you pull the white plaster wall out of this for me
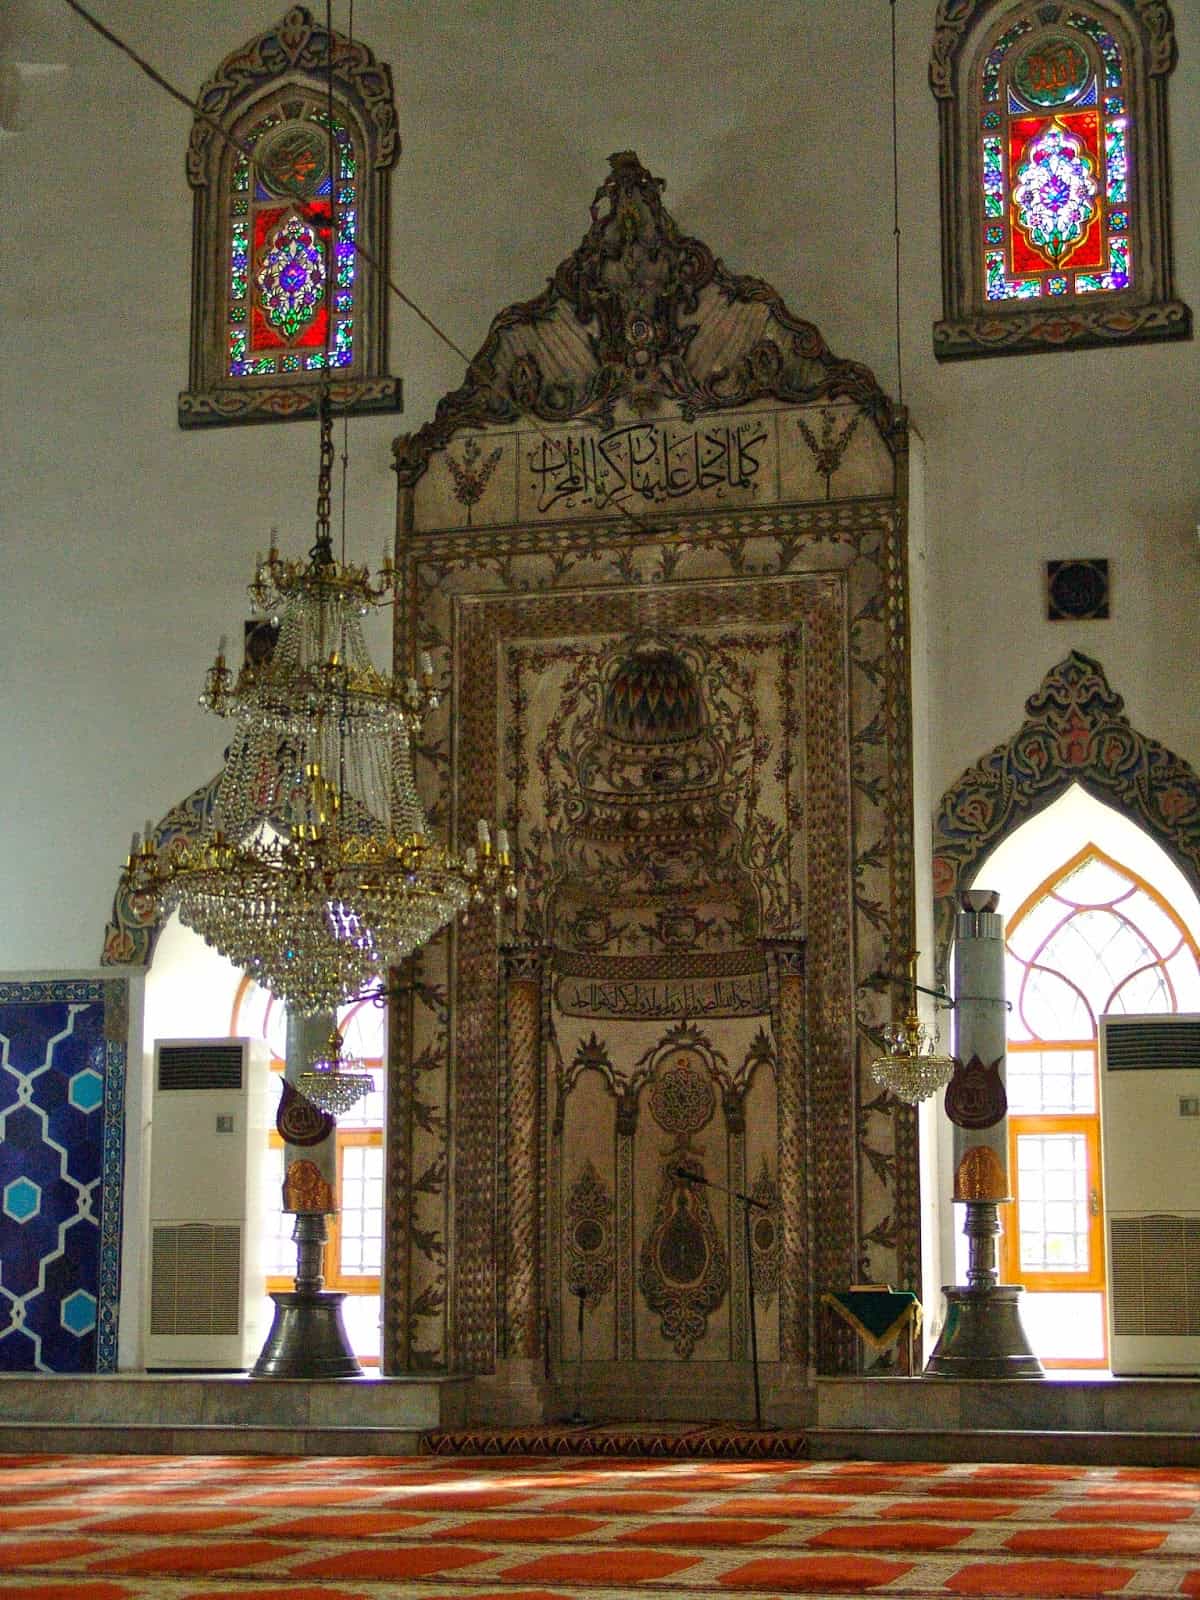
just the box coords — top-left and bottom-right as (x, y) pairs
(1, 0), (1197, 972)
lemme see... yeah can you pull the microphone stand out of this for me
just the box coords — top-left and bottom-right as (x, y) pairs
(561, 1283), (589, 1426)
(673, 1166), (771, 1431)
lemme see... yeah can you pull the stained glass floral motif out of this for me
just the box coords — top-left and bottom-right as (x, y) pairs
(1076, 236), (1129, 293)
(1012, 121), (1099, 266)
(983, 137), (1005, 218)
(255, 211), (325, 340)
(336, 211), (356, 290)
(983, 16), (1033, 101)
(976, 11), (1134, 306)
(1105, 119), (1127, 202)
(987, 251), (1041, 300)
(1066, 12), (1122, 88)
(225, 105), (359, 381)
(230, 222), (248, 302)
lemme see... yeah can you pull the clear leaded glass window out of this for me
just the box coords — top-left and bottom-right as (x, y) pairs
(1007, 847), (1200, 1049)
(930, 0), (1190, 359)
(1000, 844), (1200, 1359)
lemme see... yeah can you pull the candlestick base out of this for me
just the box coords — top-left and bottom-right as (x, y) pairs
(924, 1285), (1044, 1379)
(251, 1290), (364, 1379)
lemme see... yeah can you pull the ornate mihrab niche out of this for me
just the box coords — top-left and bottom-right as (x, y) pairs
(385, 152), (919, 1415)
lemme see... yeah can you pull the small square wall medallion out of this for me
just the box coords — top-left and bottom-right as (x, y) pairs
(1046, 559), (1110, 621)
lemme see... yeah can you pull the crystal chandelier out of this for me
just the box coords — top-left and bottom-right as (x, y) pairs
(869, 954), (958, 1105)
(297, 1029), (374, 1117)
(122, 394), (516, 1013)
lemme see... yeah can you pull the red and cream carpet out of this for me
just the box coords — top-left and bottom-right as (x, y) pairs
(2, 1451), (1200, 1598)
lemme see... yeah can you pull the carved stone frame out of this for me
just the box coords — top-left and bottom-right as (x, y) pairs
(179, 5), (403, 428)
(930, 0), (1191, 360)
(382, 156), (922, 1403)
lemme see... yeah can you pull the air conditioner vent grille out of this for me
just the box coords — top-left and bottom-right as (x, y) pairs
(1110, 1214), (1200, 1336)
(157, 1043), (245, 1092)
(149, 1223), (242, 1337)
(1103, 1019), (1200, 1072)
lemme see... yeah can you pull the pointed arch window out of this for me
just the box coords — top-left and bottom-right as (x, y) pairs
(180, 7), (403, 428)
(1000, 844), (1200, 1364)
(930, 0), (1191, 359)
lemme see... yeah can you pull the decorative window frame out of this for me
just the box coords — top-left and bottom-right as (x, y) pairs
(931, 650), (1200, 990)
(930, 0), (1191, 360)
(179, 6), (403, 428)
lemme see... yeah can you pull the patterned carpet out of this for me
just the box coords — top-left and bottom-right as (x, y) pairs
(422, 1422), (811, 1458)
(2, 1451), (1200, 1597)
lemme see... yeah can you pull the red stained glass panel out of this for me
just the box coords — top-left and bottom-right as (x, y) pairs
(1008, 110), (1104, 273)
(250, 201), (332, 352)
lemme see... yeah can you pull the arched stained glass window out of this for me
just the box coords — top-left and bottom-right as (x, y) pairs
(181, 7), (403, 429)
(930, 0), (1190, 359)
(227, 98), (358, 381)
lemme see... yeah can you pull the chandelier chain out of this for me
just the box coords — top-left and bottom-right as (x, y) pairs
(312, 390), (336, 566)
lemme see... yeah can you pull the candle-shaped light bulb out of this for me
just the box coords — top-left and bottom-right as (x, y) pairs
(406, 677), (419, 699)
(477, 818), (491, 848)
(419, 650), (434, 679)
(464, 846), (477, 874)
(497, 828), (509, 855)
(216, 633), (228, 662)
(129, 831), (140, 861)
(144, 820), (154, 845)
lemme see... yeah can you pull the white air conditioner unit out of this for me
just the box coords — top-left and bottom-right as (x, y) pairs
(1099, 1013), (1200, 1375)
(145, 1037), (272, 1370)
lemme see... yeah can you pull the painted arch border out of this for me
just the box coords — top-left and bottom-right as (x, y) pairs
(932, 651), (1200, 984)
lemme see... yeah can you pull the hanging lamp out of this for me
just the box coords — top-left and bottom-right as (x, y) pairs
(869, 953), (958, 1105)
(122, 393), (515, 1013)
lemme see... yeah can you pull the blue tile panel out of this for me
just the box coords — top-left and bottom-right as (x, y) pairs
(0, 980), (127, 1372)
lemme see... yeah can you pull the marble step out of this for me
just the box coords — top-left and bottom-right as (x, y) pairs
(809, 1425), (1200, 1467)
(0, 1372), (470, 1456)
(0, 1419), (430, 1456)
(816, 1375), (1200, 1435)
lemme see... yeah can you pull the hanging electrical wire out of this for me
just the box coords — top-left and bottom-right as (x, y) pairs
(890, 0), (904, 409)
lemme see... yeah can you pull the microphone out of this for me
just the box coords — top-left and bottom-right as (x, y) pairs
(672, 1166), (708, 1186)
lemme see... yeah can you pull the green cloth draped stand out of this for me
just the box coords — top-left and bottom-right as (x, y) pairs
(821, 1287), (922, 1374)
